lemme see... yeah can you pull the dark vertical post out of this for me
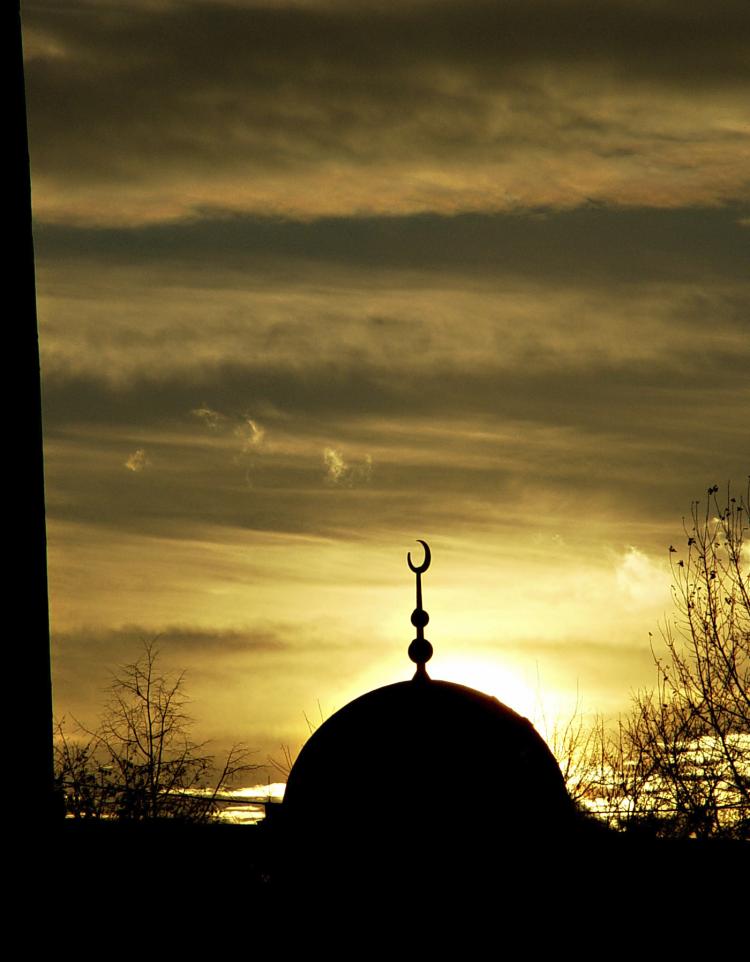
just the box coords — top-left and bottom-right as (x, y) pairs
(11, 2), (56, 822)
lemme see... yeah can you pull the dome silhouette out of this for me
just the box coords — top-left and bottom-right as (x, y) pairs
(280, 542), (575, 878)
(284, 676), (573, 841)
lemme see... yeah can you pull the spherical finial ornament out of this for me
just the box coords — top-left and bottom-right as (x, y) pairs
(411, 608), (430, 629)
(408, 637), (433, 666)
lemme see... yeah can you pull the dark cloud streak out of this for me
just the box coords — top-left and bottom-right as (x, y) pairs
(35, 206), (750, 282)
(41, 345), (750, 429)
(27, 2), (750, 94)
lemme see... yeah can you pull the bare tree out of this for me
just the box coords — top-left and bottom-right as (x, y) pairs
(537, 693), (605, 812)
(604, 482), (750, 838)
(56, 641), (258, 822)
(54, 720), (112, 820)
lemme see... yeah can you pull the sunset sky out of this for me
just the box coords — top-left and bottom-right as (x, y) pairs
(25, 0), (749, 778)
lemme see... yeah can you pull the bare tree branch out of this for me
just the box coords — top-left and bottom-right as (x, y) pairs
(595, 481), (749, 838)
(54, 641), (261, 822)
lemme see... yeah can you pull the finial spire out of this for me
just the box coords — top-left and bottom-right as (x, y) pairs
(407, 539), (433, 680)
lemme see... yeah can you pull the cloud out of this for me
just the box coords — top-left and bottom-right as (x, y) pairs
(35, 221), (750, 400)
(54, 622), (287, 661)
(323, 447), (373, 486)
(34, 206), (750, 282)
(37, 322), (748, 543)
(323, 447), (347, 484)
(235, 416), (265, 451)
(191, 405), (265, 455)
(616, 546), (669, 605)
(124, 448), (148, 472)
(190, 406), (266, 480)
(25, 0), (750, 225)
(191, 405), (225, 429)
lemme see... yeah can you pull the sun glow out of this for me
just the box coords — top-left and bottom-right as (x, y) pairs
(432, 656), (540, 721)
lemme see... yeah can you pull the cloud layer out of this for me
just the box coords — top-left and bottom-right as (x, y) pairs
(27, 0), (750, 760)
(25, 0), (750, 223)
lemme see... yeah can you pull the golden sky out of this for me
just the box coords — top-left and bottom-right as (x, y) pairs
(25, 0), (750, 773)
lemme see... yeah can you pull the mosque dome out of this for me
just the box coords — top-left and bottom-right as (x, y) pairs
(280, 541), (575, 874)
(283, 676), (572, 837)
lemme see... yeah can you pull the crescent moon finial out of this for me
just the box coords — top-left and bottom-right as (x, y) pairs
(407, 539), (431, 574)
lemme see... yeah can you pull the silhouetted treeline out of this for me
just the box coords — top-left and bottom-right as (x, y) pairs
(44, 817), (748, 945)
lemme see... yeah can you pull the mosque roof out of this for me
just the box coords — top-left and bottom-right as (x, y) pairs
(282, 541), (574, 843)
